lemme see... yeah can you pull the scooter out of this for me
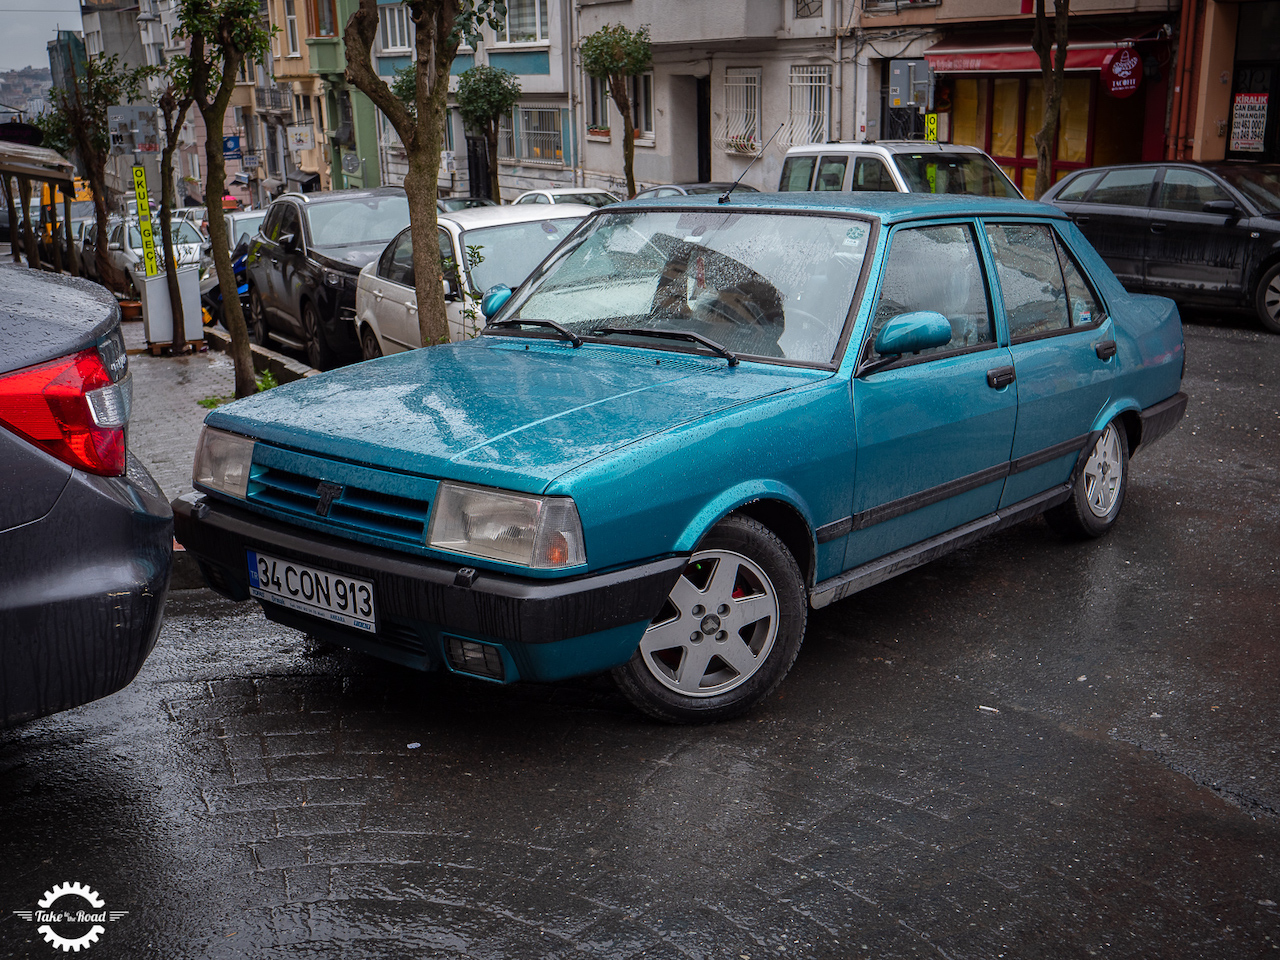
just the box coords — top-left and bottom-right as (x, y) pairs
(199, 237), (250, 326)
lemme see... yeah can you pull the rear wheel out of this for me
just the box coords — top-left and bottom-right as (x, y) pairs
(1255, 262), (1280, 334)
(1045, 419), (1129, 539)
(302, 301), (334, 370)
(612, 515), (806, 723)
(248, 287), (269, 345)
(360, 326), (383, 361)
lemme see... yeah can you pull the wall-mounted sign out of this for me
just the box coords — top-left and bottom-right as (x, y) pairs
(222, 136), (241, 159)
(286, 124), (315, 151)
(1230, 93), (1268, 152)
(242, 154), (259, 170)
(1102, 48), (1142, 99)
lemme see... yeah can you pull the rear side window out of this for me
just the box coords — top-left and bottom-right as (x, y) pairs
(1157, 169), (1232, 212)
(779, 155), (815, 191)
(814, 156), (849, 191)
(867, 223), (994, 359)
(851, 157), (895, 191)
(985, 223), (1103, 338)
(1088, 167), (1156, 207)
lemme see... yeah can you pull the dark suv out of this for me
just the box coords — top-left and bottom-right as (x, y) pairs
(1042, 162), (1280, 334)
(246, 187), (410, 368)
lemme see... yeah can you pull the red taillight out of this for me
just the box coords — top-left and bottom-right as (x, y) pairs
(0, 348), (128, 476)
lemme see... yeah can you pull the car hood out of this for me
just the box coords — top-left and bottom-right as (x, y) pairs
(206, 337), (827, 491)
(313, 243), (391, 272)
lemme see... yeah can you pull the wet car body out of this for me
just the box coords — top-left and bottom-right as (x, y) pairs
(174, 193), (1186, 723)
(0, 267), (172, 727)
(246, 187), (410, 369)
(1041, 161), (1280, 333)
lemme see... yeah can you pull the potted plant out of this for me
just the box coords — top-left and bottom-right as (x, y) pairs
(587, 124), (610, 138)
(728, 133), (758, 154)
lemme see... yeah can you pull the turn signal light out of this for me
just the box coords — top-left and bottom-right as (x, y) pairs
(0, 348), (130, 476)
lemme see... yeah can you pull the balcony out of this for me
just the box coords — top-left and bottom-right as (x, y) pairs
(256, 86), (291, 114)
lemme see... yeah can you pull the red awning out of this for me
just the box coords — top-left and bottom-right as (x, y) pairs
(924, 26), (1158, 74)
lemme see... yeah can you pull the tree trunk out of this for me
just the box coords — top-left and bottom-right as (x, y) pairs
(1031, 0), (1069, 200)
(159, 101), (191, 354)
(486, 121), (501, 203)
(405, 152), (450, 346)
(3, 175), (17, 263)
(608, 77), (636, 197)
(203, 106), (256, 397)
(17, 178), (40, 270)
(62, 191), (80, 276)
(47, 186), (63, 274)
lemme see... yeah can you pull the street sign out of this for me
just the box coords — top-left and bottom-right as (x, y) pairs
(286, 124), (315, 151)
(243, 154), (259, 170)
(132, 165), (158, 279)
(924, 113), (938, 142)
(222, 136), (242, 160)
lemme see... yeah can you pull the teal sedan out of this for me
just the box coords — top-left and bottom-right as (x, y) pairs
(174, 193), (1186, 723)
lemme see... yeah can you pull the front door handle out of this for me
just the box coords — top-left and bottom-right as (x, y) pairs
(987, 365), (1016, 389)
(1095, 339), (1117, 360)
(1072, 215), (1090, 225)
(1150, 222), (1167, 234)
(373, 288), (383, 301)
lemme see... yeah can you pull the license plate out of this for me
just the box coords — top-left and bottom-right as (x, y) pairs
(247, 551), (376, 632)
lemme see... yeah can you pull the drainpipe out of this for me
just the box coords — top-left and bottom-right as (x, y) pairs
(1170, 0), (1198, 160)
(570, 0), (582, 187)
(834, 0), (844, 141)
(1182, 0), (1209, 160)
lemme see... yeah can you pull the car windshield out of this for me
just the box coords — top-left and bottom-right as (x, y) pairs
(461, 216), (587, 292)
(556, 192), (617, 207)
(502, 209), (870, 364)
(1213, 165), (1280, 214)
(128, 219), (203, 249)
(894, 153), (1022, 198)
(440, 197), (494, 211)
(307, 195), (411, 248)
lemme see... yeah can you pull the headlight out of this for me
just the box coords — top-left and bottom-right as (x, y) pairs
(427, 482), (586, 569)
(323, 268), (346, 288)
(192, 426), (255, 499)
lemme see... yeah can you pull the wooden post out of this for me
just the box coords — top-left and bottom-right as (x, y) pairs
(47, 183), (64, 275)
(16, 177), (40, 270)
(62, 188), (80, 276)
(2, 174), (18, 263)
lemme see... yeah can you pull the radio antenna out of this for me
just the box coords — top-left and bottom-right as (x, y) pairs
(719, 123), (784, 204)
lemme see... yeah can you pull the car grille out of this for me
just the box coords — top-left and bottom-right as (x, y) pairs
(248, 464), (432, 545)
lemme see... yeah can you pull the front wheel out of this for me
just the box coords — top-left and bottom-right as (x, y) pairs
(248, 287), (269, 345)
(1045, 419), (1129, 539)
(612, 515), (807, 723)
(1255, 262), (1280, 334)
(301, 301), (334, 370)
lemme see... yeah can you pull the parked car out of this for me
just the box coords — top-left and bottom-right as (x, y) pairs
(246, 187), (410, 369)
(1041, 162), (1280, 334)
(173, 193), (1186, 723)
(215, 208), (267, 255)
(633, 182), (759, 199)
(355, 203), (594, 356)
(105, 215), (208, 298)
(513, 188), (621, 208)
(438, 196), (497, 213)
(0, 266), (172, 727)
(175, 205), (210, 237)
(779, 141), (1023, 199)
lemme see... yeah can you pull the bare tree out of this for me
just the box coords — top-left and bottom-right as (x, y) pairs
(177, 0), (272, 397)
(580, 24), (651, 199)
(157, 63), (196, 354)
(344, 0), (504, 348)
(1030, 0), (1069, 200)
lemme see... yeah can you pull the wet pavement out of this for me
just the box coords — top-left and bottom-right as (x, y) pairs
(1, 316), (1278, 958)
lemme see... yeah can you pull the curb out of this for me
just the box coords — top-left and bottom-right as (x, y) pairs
(171, 546), (206, 591)
(203, 326), (318, 384)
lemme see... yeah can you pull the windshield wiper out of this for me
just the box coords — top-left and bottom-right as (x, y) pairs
(485, 318), (583, 348)
(592, 326), (739, 366)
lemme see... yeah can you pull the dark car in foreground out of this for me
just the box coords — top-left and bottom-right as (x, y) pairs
(246, 187), (410, 369)
(174, 193), (1185, 723)
(1042, 162), (1280, 333)
(0, 267), (172, 727)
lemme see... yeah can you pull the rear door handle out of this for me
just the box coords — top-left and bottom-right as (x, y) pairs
(987, 365), (1016, 389)
(1150, 222), (1167, 234)
(1072, 215), (1090, 225)
(373, 288), (383, 301)
(1095, 339), (1117, 360)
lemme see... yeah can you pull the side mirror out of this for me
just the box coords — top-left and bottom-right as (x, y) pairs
(108, 241), (122, 251)
(481, 284), (512, 319)
(874, 311), (953, 357)
(442, 277), (458, 301)
(1202, 199), (1240, 218)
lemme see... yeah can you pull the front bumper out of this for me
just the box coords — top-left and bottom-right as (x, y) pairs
(1, 454), (172, 727)
(172, 493), (686, 682)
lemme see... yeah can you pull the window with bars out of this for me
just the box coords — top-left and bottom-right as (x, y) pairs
(496, 0), (549, 43)
(719, 67), (761, 153)
(498, 107), (563, 164)
(379, 4), (411, 52)
(795, 0), (823, 17)
(629, 73), (653, 139)
(784, 65), (831, 146)
(587, 76), (609, 132)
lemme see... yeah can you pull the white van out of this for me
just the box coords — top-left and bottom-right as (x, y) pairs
(779, 141), (1023, 198)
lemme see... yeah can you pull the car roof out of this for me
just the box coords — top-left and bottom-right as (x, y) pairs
(278, 186), (405, 204)
(784, 141), (993, 156)
(611, 190), (1064, 225)
(523, 187), (616, 195)
(439, 203), (598, 228)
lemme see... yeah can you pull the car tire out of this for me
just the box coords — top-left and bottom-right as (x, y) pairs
(360, 326), (383, 361)
(248, 287), (269, 345)
(612, 514), (807, 724)
(1255, 262), (1280, 335)
(1045, 419), (1129, 539)
(301, 300), (334, 371)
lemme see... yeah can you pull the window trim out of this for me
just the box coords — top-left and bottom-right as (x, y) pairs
(285, 0), (300, 56)
(494, 0), (550, 45)
(378, 3), (412, 54)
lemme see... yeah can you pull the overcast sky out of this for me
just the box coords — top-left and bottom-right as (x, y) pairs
(0, 4), (81, 75)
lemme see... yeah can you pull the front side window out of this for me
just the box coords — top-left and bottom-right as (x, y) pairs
(867, 223), (993, 360)
(496, 0), (548, 42)
(1157, 168), (1232, 212)
(506, 210), (872, 364)
(379, 4), (411, 52)
(851, 157), (894, 191)
(785, 65), (831, 146)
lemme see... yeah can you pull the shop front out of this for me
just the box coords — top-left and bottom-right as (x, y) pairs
(1226, 1), (1280, 162)
(925, 25), (1172, 198)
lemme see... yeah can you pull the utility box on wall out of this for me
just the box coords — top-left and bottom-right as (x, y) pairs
(889, 60), (933, 111)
